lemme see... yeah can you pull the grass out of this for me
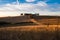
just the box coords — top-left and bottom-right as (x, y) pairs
(0, 25), (60, 40)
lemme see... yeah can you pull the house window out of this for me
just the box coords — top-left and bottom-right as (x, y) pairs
(21, 13), (24, 16)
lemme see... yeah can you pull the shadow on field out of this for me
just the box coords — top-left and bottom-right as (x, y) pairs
(0, 22), (37, 27)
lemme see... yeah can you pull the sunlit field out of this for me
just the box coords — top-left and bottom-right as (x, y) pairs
(0, 24), (60, 40)
(0, 17), (60, 40)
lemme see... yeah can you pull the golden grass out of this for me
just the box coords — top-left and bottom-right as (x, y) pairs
(0, 25), (60, 40)
(0, 25), (59, 32)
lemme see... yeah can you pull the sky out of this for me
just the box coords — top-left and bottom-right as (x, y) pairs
(0, 0), (60, 17)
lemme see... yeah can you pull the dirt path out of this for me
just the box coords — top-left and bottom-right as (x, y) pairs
(30, 19), (42, 24)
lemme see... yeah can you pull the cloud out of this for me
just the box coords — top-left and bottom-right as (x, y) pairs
(36, 1), (48, 6)
(25, 0), (36, 2)
(0, 1), (48, 11)
(0, 1), (60, 17)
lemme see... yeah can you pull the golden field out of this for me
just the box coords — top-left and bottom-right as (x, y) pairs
(0, 24), (60, 40)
